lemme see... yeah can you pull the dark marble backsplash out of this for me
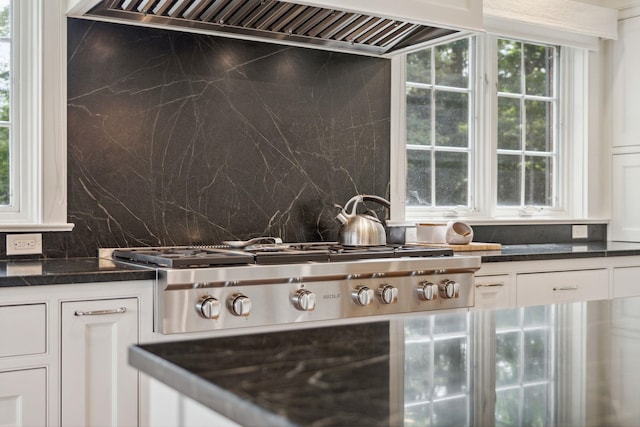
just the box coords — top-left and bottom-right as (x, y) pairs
(39, 19), (392, 258)
(0, 19), (609, 259)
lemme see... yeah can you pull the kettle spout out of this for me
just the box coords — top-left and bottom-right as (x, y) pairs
(334, 204), (349, 224)
(335, 212), (349, 224)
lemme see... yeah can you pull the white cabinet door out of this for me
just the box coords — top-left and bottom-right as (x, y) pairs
(612, 153), (640, 242)
(61, 298), (139, 427)
(0, 368), (46, 427)
(0, 303), (46, 358)
(613, 16), (640, 149)
(473, 275), (513, 310)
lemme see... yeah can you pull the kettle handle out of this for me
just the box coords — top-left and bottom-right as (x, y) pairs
(344, 195), (364, 215)
(361, 194), (391, 209)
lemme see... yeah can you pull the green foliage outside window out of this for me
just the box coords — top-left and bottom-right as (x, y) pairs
(406, 38), (471, 208)
(406, 36), (557, 212)
(497, 39), (556, 208)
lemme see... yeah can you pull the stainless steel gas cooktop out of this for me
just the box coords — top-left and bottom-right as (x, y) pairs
(103, 241), (480, 335)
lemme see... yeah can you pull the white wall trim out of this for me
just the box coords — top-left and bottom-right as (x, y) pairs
(484, 0), (618, 40)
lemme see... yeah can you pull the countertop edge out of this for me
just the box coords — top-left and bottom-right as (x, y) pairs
(129, 345), (298, 427)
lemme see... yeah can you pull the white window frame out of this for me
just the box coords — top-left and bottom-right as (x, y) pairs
(490, 35), (562, 217)
(404, 37), (477, 212)
(390, 31), (592, 224)
(0, 0), (72, 231)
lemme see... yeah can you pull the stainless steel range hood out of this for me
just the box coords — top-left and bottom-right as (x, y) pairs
(67, 0), (482, 57)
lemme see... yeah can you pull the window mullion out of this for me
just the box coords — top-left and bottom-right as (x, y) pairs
(430, 47), (437, 208)
(519, 41), (527, 207)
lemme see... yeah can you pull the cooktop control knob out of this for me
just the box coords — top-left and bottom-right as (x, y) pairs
(378, 284), (398, 304)
(439, 280), (459, 299)
(417, 281), (437, 301)
(196, 296), (221, 319)
(229, 293), (252, 316)
(352, 286), (375, 306)
(292, 289), (316, 312)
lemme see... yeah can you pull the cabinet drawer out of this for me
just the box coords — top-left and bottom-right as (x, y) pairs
(0, 304), (46, 358)
(474, 275), (512, 310)
(516, 269), (608, 307)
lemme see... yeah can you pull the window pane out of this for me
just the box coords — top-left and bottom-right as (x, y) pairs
(525, 155), (552, 206)
(405, 342), (433, 401)
(525, 100), (553, 152)
(405, 317), (431, 338)
(498, 39), (521, 93)
(407, 48), (431, 84)
(435, 91), (468, 148)
(497, 154), (521, 206)
(407, 87), (431, 146)
(523, 330), (549, 381)
(0, 1), (9, 38)
(498, 97), (521, 150)
(433, 397), (468, 426)
(522, 384), (549, 426)
(407, 149), (432, 206)
(433, 312), (467, 334)
(405, 404), (432, 427)
(496, 308), (520, 329)
(0, 40), (9, 122)
(525, 43), (554, 97)
(523, 305), (548, 327)
(435, 39), (469, 88)
(0, 126), (8, 205)
(435, 151), (467, 206)
(404, 37), (473, 212)
(496, 388), (520, 427)
(434, 337), (468, 396)
(496, 331), (520, 387)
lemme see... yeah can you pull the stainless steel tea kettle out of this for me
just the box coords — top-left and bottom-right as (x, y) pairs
(335, 194), (391, 246)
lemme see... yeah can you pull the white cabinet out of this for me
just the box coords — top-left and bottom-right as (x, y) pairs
(0, 368), (47, 427)
(0, 303), (46, 358)
(612, 16), (640, 149)
(612, 153), (640, 241)
(61, 297), (140, 427)
(516, 269), (609, 307)
(0, 303), (47, 426)
(612, 16), (640, 242)
(147, 377), (241, 427)
(473, 274), (513, 310)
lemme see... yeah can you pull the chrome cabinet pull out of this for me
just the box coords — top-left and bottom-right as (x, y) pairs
(74, 307), (127, 316)
(476, 282), (505, 288)
(552, 286), (578, 291)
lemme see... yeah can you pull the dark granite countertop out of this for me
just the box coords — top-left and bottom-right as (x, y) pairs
(130, 297), (640, 427)
(2, 241), (640, 288)
(131, 321), (392, 427)
(457, 241), (640, 262)
(0, 257), (155, 287)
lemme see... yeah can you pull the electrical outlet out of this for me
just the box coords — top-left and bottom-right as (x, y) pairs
(572, 225), (589, 240)
(6, 233), (42, 255)
(405, 227), (417, 243)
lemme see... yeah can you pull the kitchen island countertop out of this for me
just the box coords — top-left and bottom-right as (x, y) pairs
(130, 297), (640, 427)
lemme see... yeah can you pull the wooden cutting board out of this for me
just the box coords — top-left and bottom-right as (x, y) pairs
(409, 242), (502, 251)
